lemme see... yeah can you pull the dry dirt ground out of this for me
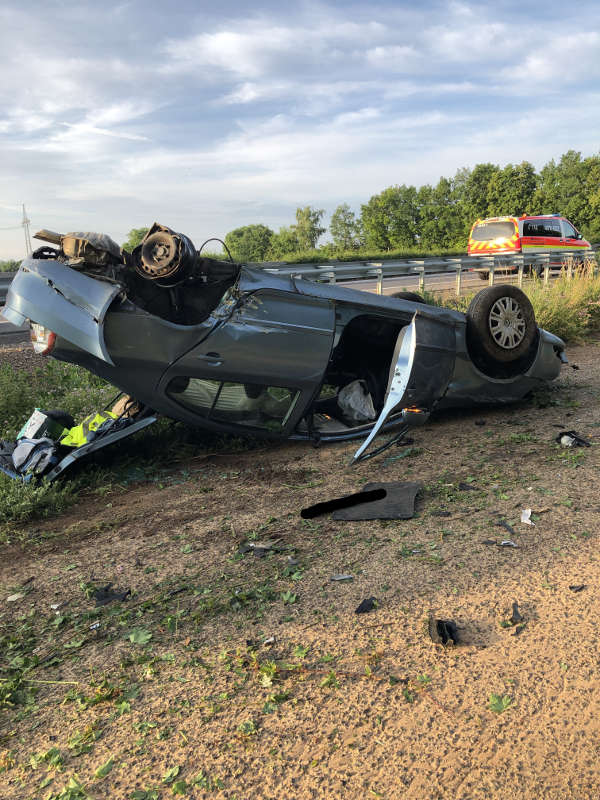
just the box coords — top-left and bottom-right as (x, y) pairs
(1, 342), (600, 799)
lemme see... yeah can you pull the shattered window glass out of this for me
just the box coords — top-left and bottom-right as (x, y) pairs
(211, 383), (298, 430)
(167, 378), (299, 430)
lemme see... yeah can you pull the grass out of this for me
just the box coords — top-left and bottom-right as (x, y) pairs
(0, 358), (260, 538)
(527, 265), (600, 343)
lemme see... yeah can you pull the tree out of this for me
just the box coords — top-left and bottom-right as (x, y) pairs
(329, 204), (362, 251)
(292, 207), (326, 250)
(534, 150), (600, 237)
(417, 177), (464, 249)
(224, 224), (273, 262)
(122, 227), (149, 252)
(266, 227), (301, 260)
(360, 185), (419, 250)
(461, 163), (501, 223)
(0, 259), (20, 272)
(486, 161), (537, 217)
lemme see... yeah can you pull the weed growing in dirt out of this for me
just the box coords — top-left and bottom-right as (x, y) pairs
(489, 693), (513, 713)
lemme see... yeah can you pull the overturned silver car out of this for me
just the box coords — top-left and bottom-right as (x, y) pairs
(1, 223), (566, 479)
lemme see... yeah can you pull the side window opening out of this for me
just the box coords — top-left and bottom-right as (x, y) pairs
(167, 378), (299, 430)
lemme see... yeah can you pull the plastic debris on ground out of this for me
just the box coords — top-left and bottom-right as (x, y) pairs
(329, 481), (423, 521)
(301, 488), (386, 519)
(499, 540), (518, 548)
(569, 584), (586, 592)
(355, 597), (378, 614)
(556, 430), (591, 448)
(428, 617), (459, 646)
(330, 574), (354, 582)
(238, 539), (286, 558)
(521, 508), (535, 526)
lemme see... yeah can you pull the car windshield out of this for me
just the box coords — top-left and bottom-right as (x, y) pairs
(471, 221), (515, 241)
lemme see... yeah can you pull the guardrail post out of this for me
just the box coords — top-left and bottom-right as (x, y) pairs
(543, 255), (550, 285)
(566, 254), (573, 281)
(366, 268), (383, 294)
(417, 266), (425, 294)
(488, 262), (495, 286)
(319, 271), (336, 285)
(455, 264), (462, 296)
(517, 258), (524, 288)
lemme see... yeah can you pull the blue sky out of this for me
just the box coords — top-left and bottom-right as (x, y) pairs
(1, 0), (599, 256)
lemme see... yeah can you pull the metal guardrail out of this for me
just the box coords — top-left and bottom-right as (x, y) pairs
(260, 247), (599, 295)
(1, 246), (598, 304)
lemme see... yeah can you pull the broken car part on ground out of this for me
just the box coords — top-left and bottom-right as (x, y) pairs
(1, 223), (568, 481)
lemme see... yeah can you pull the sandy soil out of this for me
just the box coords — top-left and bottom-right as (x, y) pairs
(1, 341), (600, 799)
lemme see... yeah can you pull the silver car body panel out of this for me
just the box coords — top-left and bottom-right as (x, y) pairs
(3, 259), (121, 364)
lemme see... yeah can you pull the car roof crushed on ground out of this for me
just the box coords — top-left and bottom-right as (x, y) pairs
(1, 223), (567, 481)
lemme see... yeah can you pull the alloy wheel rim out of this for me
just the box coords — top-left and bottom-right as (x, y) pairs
(488, 296), (526, 349)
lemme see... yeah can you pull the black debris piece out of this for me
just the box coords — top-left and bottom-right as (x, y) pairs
(93, 583), (131, 607)
(571, 364), (580, 370)
(482, 539), (497, 545)
(301, 488), (386, 519)
(458, 482), (478, 491)
(556, 430), (591, 448)
(510, 602), (523, 625)
(428, 616), (459, 646)
(498, 519), (516, 536)
(331, 481), (423, 521)
(355, 597), (378, 614)
(431, 510), (452, 517)
(474, 420), (487, 426)
(512, 624), (526, 636)
(569, 584), (587, 593)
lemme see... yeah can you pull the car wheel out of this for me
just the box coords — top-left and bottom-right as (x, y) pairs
(466, 285), (539, 377)
(390, 291), (425, 303)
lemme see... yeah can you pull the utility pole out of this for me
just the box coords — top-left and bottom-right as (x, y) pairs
(22, 204), (32, 256)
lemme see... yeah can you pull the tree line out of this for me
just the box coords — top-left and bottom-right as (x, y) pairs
(223, 149), (600, 262)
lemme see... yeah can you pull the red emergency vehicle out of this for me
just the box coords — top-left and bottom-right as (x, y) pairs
(468, 214), (590, 257)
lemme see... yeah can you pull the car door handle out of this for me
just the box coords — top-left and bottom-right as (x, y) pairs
(196, 352), (223, 366)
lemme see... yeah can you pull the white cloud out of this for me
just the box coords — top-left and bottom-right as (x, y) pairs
(502, 32), (600, 85)
(0, 0), (599, 260)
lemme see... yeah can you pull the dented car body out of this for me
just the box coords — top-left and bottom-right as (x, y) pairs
(1, 224), (567, 478)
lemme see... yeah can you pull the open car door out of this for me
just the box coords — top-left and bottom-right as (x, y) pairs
(353, 312), (456, 462)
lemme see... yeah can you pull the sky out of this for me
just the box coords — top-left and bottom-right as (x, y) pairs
(0, 0), (599, 257)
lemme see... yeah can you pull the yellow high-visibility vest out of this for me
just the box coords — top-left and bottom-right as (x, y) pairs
(59, 411), (117, 448)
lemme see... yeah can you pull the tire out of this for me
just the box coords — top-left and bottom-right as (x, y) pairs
(466, 285), (538, 377)
(390, 291), (425, 303)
